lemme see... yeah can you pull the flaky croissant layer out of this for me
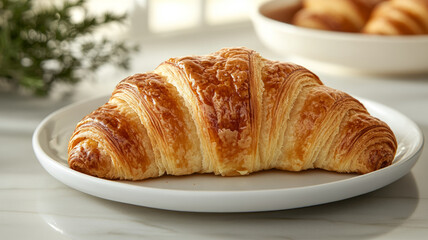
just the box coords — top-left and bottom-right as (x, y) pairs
(68, 47), (397, 180)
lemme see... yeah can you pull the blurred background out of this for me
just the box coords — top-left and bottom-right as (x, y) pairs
(0, 0), (265, 99)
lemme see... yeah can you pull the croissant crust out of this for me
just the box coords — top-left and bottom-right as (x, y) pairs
(68, 47), (397, 180)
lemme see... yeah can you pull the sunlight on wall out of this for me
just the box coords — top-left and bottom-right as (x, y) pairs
(206, 0), (250, 25)
(85, 0), (252, 35)
(149, 0), (201, 33)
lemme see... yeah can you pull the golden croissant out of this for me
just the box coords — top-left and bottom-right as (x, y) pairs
(292, 0), (384, 32)
(363, 0), (428, 35)
(68, 47), (397, 180)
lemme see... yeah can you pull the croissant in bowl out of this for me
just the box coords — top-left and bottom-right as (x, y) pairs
(292, 0), (428, 35)
(363, 0), (428, 35)
(292, 0), (385, 32)
(68, 47), (397, 180)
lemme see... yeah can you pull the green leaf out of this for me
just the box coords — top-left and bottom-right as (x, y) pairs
(0, 0), (139, 96)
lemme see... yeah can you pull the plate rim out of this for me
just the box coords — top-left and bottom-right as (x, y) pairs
(32, 95), (424, 211)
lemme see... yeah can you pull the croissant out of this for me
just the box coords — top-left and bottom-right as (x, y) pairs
(292, 0), (384, 32)
(68, 47), (397, 180)
(363, 0), (428, 35)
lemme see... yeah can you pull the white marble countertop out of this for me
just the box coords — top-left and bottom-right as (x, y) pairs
(1, 25), (427, 239)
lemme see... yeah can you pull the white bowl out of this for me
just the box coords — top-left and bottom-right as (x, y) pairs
(251, 0), (428, 74)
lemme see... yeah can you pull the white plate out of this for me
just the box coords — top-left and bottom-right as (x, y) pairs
(251, 0), (428, 74)
(33, 95), (423, 212)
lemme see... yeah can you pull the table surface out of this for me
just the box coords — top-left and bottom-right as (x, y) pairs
(1, 25), (427, 239)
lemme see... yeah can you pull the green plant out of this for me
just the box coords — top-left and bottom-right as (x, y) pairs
(0, 0), (138, 96)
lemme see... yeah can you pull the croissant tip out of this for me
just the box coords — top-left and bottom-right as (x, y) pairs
(69, 158), (91, 175)
(368, 149), (395, 173)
